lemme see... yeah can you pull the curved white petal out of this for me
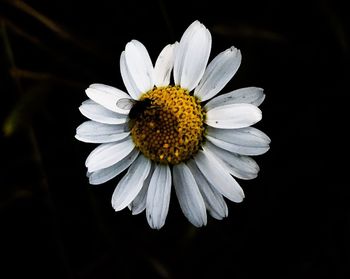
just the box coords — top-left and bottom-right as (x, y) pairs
(174, 21), (200, 85)
(154, 43), (177, 87)
(88, 149), (139, 185)
(205, 87), (265, 111)
(146, 164), (171, 229)
(79, 100), (128, 124)
(129, 164), (154, 215)
(206, 103), (262, 129)
(85, 137), (134, 172)
(112, 155), (151, 211)
(174, 20), (211, 91)
(207, 126), (271, 148)
(195, 47), (241, 101)
(120, 51), (142, 100)
(173, 163), (207, 227)
(206, 126), (270, 155)
(125, 40), (154, 94)
(85, 84), (130, 114)
(206, 136), (269, 156)
(194, 150), (244, 203)
(187, 160), (228, 220)
(203, 141), (259, 180)
(75, 121), (129, 143)
(111, 155), (151, 211)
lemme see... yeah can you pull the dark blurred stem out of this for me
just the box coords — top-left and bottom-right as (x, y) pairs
(1, 20), (73, 278)
(157, 0), (174, 41)
(27, 127), (74, 279)
(6, 0), (71, 39)
(5, 0), (98, 55)
(1, 19), (22, 94)
(321, 0), (348, 55)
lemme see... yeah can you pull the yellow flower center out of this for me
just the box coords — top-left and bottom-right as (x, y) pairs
(130, 86), (205, 165)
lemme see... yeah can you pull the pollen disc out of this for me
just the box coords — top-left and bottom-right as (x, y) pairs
(130, 86), (206, 165)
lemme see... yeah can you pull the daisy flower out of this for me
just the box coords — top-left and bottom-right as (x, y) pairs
(75, 21), (270, 229)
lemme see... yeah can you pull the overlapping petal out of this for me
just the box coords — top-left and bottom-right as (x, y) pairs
(206, 126), (270, 155)
(85, 137), (135, 172)
(173, 163), (207, 227)
(79, 100), (128, 124)
(194, 150), (245, 203)
(88, 149), (139, 185)
(75, 121), (129, 143)
(205, 87), (265, 111)
(187, 159), (228, 220)
(174, 21), (211, 91)
(195, 46), (241, 101)
(203, 142), (260, 180)
(112, 155), (151, 211)
(85, 84), (130, 114)
(154, 43), (177, 87)
(146, 164), (172, 229)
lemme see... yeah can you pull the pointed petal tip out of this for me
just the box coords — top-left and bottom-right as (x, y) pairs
(227, 46), (241, 58)
(229, 45), (239, 52)
(188, 214), (207, 228)
(89, 83), (101, 89)
(89, 179), (100, 186)
(200, 218), (208, 227)
(154, 43), (177, 87)
(147, 216), (165, 230)
(126, 39), (140, 48)
(112, 201), (122, 212)
(189, 20), (203, 29)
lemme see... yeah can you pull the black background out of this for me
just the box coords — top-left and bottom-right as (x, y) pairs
(0, 0), (348, 278)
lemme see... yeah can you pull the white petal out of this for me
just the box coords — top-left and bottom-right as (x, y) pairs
(85, 84), (130, 114)
(207, 126), (271, 148)
(187, 160), (227, 220)
(173, 163), (207, 227)
(125, 40), (154, 94)
(79, 100), (128, 124)
(75, 121), (129, 143)
(205, 87), (265, 111)
(206, 103), (262, 129)
(111, 155), (151, 211)
(174, 20), (211, 91)
(154, 43), (177, 87)
(129, 164), (154, 215)
(194, 150), (244, 203)
(206, 126), (271, 155)
(88, 149), (139, 185)
(120, 51), (142, 100)
(112, 155), (151, 211)
(194, 47), (241, 101)
(203, 141), (259, 180)
(85, 137), (134, 172)
(146, 164), (171, 229)
(174, 21), (201, 85)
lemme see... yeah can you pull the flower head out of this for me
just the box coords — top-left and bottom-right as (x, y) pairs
(76, 21), (270, 229)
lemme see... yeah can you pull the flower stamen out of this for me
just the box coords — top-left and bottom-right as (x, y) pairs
(130, 86), (205, 165)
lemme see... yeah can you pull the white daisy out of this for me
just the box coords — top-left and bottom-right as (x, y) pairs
(76, 20), (270, 229)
